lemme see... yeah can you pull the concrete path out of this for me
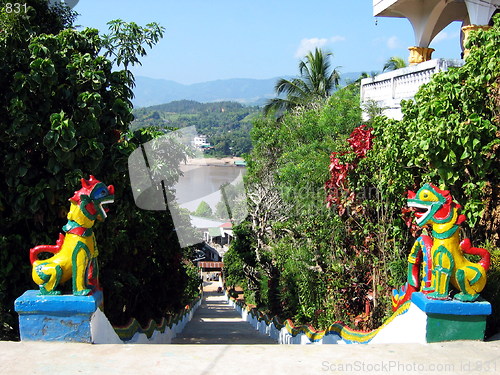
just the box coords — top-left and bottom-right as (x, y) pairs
(1, 340), (499, 375)
(172, 284), (276, 344)
(2, 281), (499, 374)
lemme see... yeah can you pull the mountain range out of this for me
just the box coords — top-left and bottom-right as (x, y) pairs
(132, 73), (363, 108)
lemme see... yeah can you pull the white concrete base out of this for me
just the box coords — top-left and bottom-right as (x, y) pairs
(227, 293), (429, 345)
(90, 298), (202, 344)
(369, 302), (427, 344)
(91, 308), (123, 344)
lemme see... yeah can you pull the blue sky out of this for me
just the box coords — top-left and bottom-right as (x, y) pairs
(75, 1), (463, 84)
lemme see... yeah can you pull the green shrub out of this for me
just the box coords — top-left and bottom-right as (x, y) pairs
(0, 1), (197, 339)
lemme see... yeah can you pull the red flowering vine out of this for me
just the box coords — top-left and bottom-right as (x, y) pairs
(347, 125), (374, 159)
(325, 125), (374, 214)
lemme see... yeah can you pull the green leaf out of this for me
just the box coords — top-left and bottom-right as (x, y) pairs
(18, 166), (28, 177)
(472, 138), (481, 150)
(460, 149), (470, 160)
(43, 130), (59, 150)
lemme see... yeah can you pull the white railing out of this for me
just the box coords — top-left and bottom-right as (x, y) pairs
(360, 59), (464, 120)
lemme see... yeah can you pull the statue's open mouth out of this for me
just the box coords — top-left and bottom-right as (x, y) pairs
(98, 199), (114, 219)
(408, 203), (430, 224)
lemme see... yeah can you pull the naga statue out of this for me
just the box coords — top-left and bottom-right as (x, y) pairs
(31, 176), (114, 295)
(392, 183), (490, 310)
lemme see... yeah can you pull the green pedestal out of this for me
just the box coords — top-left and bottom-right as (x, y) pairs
(411, 292), (491, 343)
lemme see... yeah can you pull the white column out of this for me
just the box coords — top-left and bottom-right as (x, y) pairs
(464, 0), (499, 26)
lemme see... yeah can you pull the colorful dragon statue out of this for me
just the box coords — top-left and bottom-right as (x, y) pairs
(392, 183), (490, 310)
(31, 176), (114, 295)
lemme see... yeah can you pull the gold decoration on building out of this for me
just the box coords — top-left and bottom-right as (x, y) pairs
(408, 47), (435, 65)
(462, 25), (492, 59)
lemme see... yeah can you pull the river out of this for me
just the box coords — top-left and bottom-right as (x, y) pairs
(174, 165), (246, 212)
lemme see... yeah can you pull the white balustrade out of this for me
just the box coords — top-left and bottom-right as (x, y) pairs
(360, 59), (464, 120)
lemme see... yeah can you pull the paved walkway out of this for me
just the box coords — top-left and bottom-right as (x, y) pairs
(2, 339), (500, 375)
(2, 281), (500, 374)
(172, 282), (276, 344)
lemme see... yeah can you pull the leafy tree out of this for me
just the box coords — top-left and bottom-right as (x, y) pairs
(382, 56), (407, 72)
(226, 15), (500, 336)
(224, 84), (362, 326)
(263, 48), (340, 116)
(0, 1), (196, 339)
(335, 15), (500, 333)
(366, 15), (499, 234)
(223, 221), (259, 300)
(194, 201), (213, 218)
(102, 19), (165, 72)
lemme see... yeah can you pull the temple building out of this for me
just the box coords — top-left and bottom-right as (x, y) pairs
(362, 0), (499, 120)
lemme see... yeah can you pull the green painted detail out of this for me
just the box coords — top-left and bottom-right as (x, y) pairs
(454, 292), (480, 302)
(408, 239), (421, 260)
(35, 263), (51, 283)
(79, 195), (96, 220)
(426, 313), (487, 342)
(54, 264), (62, 285)
(62, 220), (93, 236)
(467, 266), (482, 286)
(407, 239), (424, 287)
(114, 296), (202, 341)
(432, 225), (459, 239)
(39, 287), (61, 295)
(407, 263), (418, 287)
(456, 268), (468, 295)
(430, 245), (454, 298)
(91, 257), (99, 280)
(36, 263), (63, 295)
(71, 241), (91, 294)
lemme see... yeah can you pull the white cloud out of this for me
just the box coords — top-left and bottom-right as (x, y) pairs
(432, 30), (459, 44)
(294, 36), (346, 58)
(387, 36), (399, 49)
(295, 38), (328, 58)
(330, 35), (346, 43)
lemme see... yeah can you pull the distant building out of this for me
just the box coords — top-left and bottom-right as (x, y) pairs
(192, 135), (211, 150)
(204, 222), (233, 259)
(189, 216), (233, 259)
(234, 160), (247, 167)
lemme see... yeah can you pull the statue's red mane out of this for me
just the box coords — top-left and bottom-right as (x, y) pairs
(69, 175), (101, 204)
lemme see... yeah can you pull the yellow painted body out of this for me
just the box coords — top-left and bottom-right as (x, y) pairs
(392, 183), (489, 308)
(32, 202), (98, 295)
(430, 211), (487, 297)
(409, 184), (488, 301)
(30, 176), (113, 295)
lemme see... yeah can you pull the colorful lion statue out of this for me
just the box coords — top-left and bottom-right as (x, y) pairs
(392, 183), (490, 310)
(30, 176), (114, 295)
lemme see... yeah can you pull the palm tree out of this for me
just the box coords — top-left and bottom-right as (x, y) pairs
(263, 48), (340, 116)
(354, 71), (379, 85)
(382, 56), (407, 72)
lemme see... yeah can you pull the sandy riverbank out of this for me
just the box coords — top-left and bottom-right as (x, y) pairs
(182, 156), (245, 168)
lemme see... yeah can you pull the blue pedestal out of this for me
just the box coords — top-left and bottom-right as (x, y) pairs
(411, 292), (491, 342)
(15, 290), (103, 343)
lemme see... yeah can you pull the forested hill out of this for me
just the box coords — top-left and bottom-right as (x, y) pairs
(145, 100), (248, 114)
(131, 100), (260, 157)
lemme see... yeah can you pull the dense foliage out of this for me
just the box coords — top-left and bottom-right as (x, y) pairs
(355, 16), (500, 334)
(132, 100), (259, 157)
(0, 1), (198, 340)
(225, 84), (365, 327)
(225, 17), (500, 335)
(361, 16), (500, 240)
